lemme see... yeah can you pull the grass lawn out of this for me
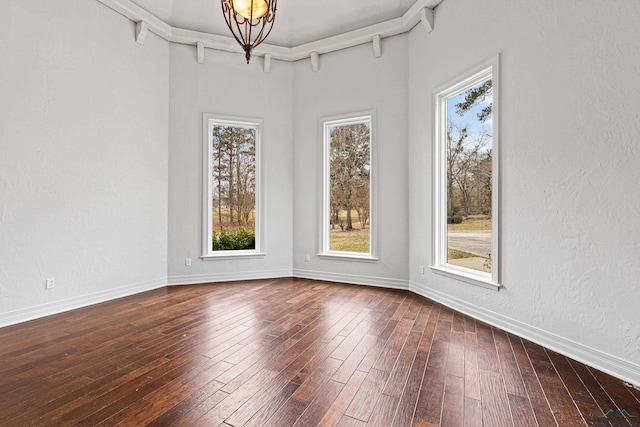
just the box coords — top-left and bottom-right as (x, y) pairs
(447, 216), (492, 231)
(447, 248), (479, 260)
(330, 228), (370, 253)
(327, 215), (490, 255)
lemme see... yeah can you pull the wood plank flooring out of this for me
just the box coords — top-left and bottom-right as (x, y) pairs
(1, 278), (639, 426)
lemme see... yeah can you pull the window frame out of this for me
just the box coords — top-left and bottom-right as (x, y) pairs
(319, 111), (378, 262)
(201, 113), (265, 260)
(431, 55), (500, 290)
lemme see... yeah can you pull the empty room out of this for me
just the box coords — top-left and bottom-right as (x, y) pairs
(1, 0), (639, 425)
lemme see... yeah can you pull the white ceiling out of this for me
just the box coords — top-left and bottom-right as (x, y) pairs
(129, 0), (425, 47)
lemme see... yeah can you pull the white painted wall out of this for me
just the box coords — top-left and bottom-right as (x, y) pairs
(292, 36), (410, 287)
(167, 46), (294, 283)
(1, 0), (638, 388)
(408, 0), (640, 380)
(0, 0), (169, 325)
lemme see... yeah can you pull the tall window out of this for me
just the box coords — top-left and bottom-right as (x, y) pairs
(202, 114), (263, 258)
(322, 113), (376, 259)
(433, 57), (499, 288)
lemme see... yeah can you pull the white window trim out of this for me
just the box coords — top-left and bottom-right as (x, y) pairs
(319, 111), (378, 261)
(201, 113), (265, 260)
(432, 55), (500, 290)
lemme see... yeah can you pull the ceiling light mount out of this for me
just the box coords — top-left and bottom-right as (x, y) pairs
(221, 0), (278, 63)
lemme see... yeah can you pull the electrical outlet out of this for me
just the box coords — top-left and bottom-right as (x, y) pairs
(420, 266), (425, 275)
(305, 254), (311, 262)
(46, 278), (55, 289)
(185, 258), (192, 266)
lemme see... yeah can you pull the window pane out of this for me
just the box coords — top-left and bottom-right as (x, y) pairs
(210, 124), (257, 251)
(328, 120), (371, 254)
(445, 78), (493, 273)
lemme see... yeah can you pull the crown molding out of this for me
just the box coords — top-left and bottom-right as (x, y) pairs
(95, 0), (172, 38)
(287, 17), (404, 61)
(95, 0), (442, 64)
(135, 20), (149, 44)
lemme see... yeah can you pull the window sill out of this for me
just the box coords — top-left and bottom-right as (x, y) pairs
(430, 265), (500, 291)
(201, 252), (266, 260)
(317, 253), (379, 263)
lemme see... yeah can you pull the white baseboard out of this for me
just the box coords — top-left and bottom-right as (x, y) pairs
(0, 277), (166, 328)
(409, 280), (640, 389)
(167, 269), (294, 286)
(293, 268), (409, 290)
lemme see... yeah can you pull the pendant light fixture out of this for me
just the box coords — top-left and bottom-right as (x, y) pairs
(221, 0), (278, 64)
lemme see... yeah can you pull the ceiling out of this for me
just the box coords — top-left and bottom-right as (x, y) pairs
(128, 0), (425, 47)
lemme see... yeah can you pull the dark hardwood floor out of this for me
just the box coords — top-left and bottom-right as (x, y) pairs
(1, 278), (639, 426)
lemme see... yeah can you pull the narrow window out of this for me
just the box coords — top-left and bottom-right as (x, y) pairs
(433, 57), (499, 288)
(321, 113), (376, 260)
(202, 114), (263, 259)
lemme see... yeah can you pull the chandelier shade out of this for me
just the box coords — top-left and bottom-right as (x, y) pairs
(221, 0), (278, 64)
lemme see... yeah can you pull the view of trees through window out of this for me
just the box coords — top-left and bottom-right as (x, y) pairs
(327, 119), (371, 254)
(210, 124), (256, 251)
(446, 77), (493, 272)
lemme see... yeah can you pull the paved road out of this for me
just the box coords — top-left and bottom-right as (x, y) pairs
(447, 230), (492, 258)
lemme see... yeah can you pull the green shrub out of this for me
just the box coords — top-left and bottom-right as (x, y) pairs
(447, 215), (464, 224)
(212, 228), (256, 251)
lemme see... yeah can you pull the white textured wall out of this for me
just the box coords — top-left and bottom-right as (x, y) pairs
(167, 45), (294, 283)
(2, 0), (638, 386)
(292, 36), (410, 286)
(0, 0), (169, 324)
(408, 0), (640, 369)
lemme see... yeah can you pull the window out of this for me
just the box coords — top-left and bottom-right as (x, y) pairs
(432, 56), (499, 289)
(321, 112), (377, 260)
(202, 114), (263, 259)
